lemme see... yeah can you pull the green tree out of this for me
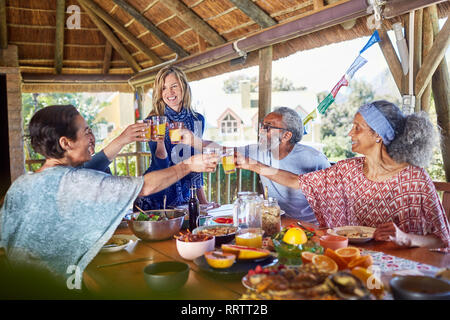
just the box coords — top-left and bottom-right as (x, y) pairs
(222, 74), (257, 93)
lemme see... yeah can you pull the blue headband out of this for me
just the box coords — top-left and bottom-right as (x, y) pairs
(358, 103), (395, 145)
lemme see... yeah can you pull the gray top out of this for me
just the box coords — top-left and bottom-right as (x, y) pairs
(240, 143), (330, 224)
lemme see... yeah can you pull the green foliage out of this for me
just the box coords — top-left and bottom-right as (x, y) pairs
(222, 74), (257, 93)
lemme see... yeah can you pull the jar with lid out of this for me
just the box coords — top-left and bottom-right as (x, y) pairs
(233, 191), (264, 248)
(261, 197), (281, 236)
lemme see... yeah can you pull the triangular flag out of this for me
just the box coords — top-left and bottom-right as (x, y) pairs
(359, 30), (380, 54)
(345, 55), (367, 79)
(331, 75), (349, 98)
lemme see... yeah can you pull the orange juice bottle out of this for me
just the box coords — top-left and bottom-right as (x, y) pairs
(235, 231), (262, 248)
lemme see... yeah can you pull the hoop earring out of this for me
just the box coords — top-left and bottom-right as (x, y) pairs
(376, 139), (381, 143)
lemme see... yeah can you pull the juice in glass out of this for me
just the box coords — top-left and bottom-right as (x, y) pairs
(144, 119), (152, 140)
(169, 122), (183, 144)
(152, 116), (167, 138)
(222, 148), (235, 174)
(235, 229), (263, 248)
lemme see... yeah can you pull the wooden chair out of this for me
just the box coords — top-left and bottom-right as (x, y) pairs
(434, 182), (450, 221)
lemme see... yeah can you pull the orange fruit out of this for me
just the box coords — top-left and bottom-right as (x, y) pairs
(324, 248), (348, 270)
(348, 255), (373, 269)
(301, 251), (317, 264)
(335, 247), (360, 263)
(312, 255), (338, 274)
(351, 267), (384, 297)
(282, 228), (308, 245)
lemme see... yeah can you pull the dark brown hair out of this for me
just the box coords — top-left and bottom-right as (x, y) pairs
(29, 105), (80, 159)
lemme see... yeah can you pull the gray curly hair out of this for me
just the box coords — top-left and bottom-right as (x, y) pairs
(368, 100), (437, 167)
(271, 107), (304, 145)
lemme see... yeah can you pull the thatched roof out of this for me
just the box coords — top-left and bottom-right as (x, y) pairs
(1, 0), (448, 92)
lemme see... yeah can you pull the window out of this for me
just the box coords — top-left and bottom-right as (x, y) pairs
(220, 114), (238, 135)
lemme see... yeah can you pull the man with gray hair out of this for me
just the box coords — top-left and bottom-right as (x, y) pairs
(241, 107), (330, 224)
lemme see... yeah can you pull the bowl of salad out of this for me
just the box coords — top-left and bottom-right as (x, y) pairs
(127, 209), (186, 241)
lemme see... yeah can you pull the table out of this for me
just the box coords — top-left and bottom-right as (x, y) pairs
(83, 217), (449, 299)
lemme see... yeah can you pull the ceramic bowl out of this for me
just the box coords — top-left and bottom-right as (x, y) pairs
(389, 276), (450, 300)
(176, 236), (215, 261)
(319, 235), (349, 251)
(143, 261), (189, 292)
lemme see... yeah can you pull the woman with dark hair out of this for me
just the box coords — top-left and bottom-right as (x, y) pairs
(135, 65), (212, 211)
(0, 105), (217, 286)
(237, 100), (450, 248)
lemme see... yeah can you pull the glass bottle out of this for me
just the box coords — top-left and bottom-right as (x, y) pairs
(262, 197), (281, 236)
(188, 187), (200, 231)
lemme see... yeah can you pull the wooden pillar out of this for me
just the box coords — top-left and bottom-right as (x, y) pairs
(421, 7), (433, 112)
(413, 9), (422, 112)
(258, 46), (272, 124)
(134, 88), (145, 176)
(377, 27), (403, 95)
(429, 5), (450, 181)
(401, 14), (409, 95)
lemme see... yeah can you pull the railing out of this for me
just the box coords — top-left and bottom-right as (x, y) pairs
(25, 152), (260, 205)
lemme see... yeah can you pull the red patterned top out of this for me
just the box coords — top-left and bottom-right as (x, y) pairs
(298, 157), (450, 247)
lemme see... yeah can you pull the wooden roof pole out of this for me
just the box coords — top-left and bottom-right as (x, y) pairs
(54, 0), (65, 74)
(102, 41), (112, 74)
(414, 17), (450, 98)
(112, 0), (189, 58)
(228, 0), (277, 28)
(78, 1), (142, 72)
(0, 0), (7, 49)
(420, 6), (433, 112)
(428, 5), (450, 181)
(413, 9), (422, 112)
(377, 28), (403, 94)
(159, 0), (226, 47)
(78, 0), (162, 64)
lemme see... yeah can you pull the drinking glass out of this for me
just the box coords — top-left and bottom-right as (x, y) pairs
(169, 122), (184, 144)
(202, 147), (221, 172)
(152, 116), (167, 138)
(144, 119), (152, 140)
(221, 148), (235, 174)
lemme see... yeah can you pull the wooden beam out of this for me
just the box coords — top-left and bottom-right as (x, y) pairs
(112, 0), (188, 58)
(0, 0), (7, 49)
(377, 28), (403, 94)
(54, 0), (65, 74)
(159, 0), (226, 47)
(421, 6), (433, 112)
(415, 17), (450, 98)
(102, 40), (113, 74)
(258, 46), (272, 124)
(413, 9), (422, 111)
(78, 1), (142, 72)
(197, 34), (207, 53)
(78, 0), (162, 64)
(383, 0), (447, 19)
(21, 73), (132, 82)
(227, 0), (276, 29)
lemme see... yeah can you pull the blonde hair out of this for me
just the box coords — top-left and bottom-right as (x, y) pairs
(149, 66), (193, 117)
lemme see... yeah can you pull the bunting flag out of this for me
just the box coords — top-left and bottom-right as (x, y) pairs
(303, 30), (381, 127)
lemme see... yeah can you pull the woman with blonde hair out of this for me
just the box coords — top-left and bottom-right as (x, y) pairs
(135, 66), (211, 210)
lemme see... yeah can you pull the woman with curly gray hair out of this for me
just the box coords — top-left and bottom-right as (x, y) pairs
(238, 100), (449, 248)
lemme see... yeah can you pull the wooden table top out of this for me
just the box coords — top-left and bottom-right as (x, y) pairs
(83, 216), (449, 299)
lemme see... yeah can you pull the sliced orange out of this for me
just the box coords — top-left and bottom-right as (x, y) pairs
(348, 254), (373, 269)
(301, 251), (317, 264)
(324, 248), (348, 270)
(351, 267), (384, 297)
(312, 255), (338, 274)
(335, 247), (360, 263)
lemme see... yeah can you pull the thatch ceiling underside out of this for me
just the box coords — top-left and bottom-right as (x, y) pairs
(2, 0), (449, 92)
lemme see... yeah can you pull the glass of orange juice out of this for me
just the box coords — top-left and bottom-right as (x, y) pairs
(222, 148), (235, 174)
(235, 228), (263, 248)
(152, 116), (167, 138)
(169, 122), (184, 144)
(203, 147), (221, 172)
(144, 119), (152, 140)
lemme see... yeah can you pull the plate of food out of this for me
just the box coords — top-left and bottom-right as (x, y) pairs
(100, 235), (133, 253)
(327, 226), (376, 243)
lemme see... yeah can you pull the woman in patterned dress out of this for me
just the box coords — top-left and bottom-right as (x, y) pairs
(135, 66), (212, 210)
(237, 100), (449, 248)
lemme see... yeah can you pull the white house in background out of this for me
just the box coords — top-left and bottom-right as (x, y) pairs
(195, 80), (324, 150)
